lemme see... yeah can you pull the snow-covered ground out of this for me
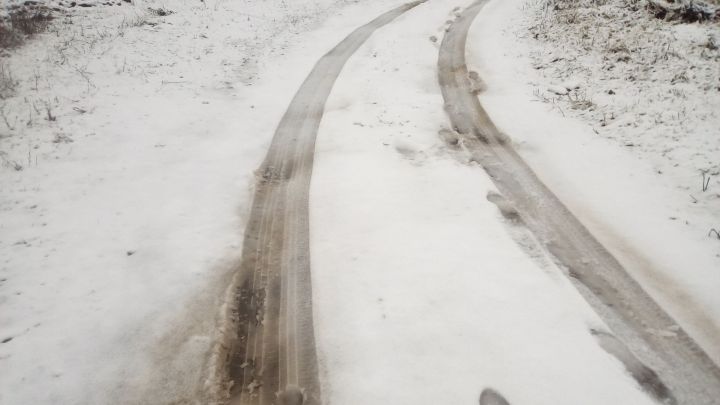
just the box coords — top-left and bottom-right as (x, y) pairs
(310, 1), (663, 404)
(0, 0), (410, 403)
(469, 0), (720, 363)
(523, 0), (720, 215)
(2, 0), (719, 403)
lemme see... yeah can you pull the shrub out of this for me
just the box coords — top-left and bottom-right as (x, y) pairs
(0, 6), (54, 50)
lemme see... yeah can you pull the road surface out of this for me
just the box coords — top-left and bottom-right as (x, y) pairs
(437, 1), (720, 404)
(220, 1), (720, 404)
(222, 3), (424, 404)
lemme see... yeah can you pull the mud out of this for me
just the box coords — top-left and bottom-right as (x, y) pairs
(438, 1), (720, 404)
(591, 329), (676, 404)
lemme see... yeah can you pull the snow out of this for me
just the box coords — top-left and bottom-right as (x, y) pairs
(467, 0), (720, 363)
(523, 0), (720, 194)
(310, 1), (656, 404)
(2, 0), (718, 403)
(0, 0), (414, 403)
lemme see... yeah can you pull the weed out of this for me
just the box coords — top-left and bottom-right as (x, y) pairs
(706, 35), (718, 50)
(646, 0), (719, 23)
(568, 90), (595, 110)
(0, 7), (54, 49)
(0, 24), (24, 49)
(0, 103), (17, 130)
(0, 64), (18, 99)
(532, 87), (551, 103)
(671, 71), (689, 84)
(52, 133), (73, 144)
(119, 15), (154, 31)
(71, 63), (95, 92)
(0, 151), (22, 171)
(9, 8), (53, 35)
(669, 88), (686, 98)
(702, 171), (711, 192)
(42, 100), (55, 122)
(147, 7), (174, 17)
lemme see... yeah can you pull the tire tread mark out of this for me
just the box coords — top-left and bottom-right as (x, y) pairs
(438, 2), (720, 404)
(223, 2), (426, 404)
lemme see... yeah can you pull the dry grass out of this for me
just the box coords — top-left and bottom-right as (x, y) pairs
(0, 64), (18, 100)
(0, 23), (24, 49)
(0, 7), (54, 50)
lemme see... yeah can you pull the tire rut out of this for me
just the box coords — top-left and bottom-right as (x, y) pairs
(438, 1), (720, 404)
(222, 2), (425, 404)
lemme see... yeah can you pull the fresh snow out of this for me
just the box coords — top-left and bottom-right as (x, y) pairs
(1, 0), (718, 403)
(0, 0), (411, 403)
(310, 1), (657, 404)
(468, 0), (720, 363)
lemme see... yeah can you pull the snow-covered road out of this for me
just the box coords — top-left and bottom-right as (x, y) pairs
(219, 3), (424, 404)
(310, 0), (716, 404)
(437, 1), (720, 403)
(2, 0), (719, 404)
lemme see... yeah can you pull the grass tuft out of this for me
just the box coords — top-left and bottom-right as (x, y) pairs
(0, 64), (18, 100)
(0, 6), (54, 50)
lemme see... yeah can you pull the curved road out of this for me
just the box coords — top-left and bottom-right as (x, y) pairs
(223, 2), (424, 405)
(222, 0), (720, 404)
(438, 1), (720, 404)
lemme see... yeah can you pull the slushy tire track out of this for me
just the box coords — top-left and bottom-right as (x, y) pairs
(439, 1), (720, 404)
(224, 2), (424, 404)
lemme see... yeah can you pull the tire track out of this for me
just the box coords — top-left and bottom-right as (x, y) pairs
(438, 1), (720, 404)
(224, 3), (424, 404)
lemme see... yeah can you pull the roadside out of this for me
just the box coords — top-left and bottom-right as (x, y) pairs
(0, 0), (406, 403)
(468, 0), (720, 364)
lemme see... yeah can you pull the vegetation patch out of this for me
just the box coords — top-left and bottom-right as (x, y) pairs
(147, 7), (174, 17)
(0, 6), (54, 50)
(0, 63), (18, 99)
(646, 0), (720, 22)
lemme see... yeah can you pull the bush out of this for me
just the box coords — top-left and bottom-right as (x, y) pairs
(0, 23), (24, 49)
(0, 7), (54, 50)
(646, 0), (720, 23)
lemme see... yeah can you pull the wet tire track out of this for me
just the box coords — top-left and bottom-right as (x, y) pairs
(438, 1), (720, 404)
(224, 2), (424, 404)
